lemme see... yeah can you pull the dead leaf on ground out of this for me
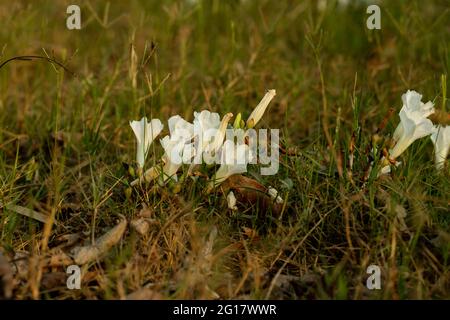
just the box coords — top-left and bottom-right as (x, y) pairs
(54, 233), (82, 248)
(0, 252), (14, 299)
(11, 252), (29, 279)
(131, 218), (149, 236)
(221, 175), (283, 217)
(0, 202), (48, 224)
(40, 272), (67, 290)
(47, 250), (74, 267)
(138, 204), (154, 218)
(71, 218), (127, 265)
(126, 288), (164, 300)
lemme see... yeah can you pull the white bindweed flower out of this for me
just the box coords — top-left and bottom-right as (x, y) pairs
(194, 110), (221, 133)
(168, 115), (194, 141)
(246, 89), (276, 128)
(131, 115), (195, 185)
(189, 112), (234, 174)
(389, 90), (435, 159)
(159, 137), (187, 182)
(392, 90), (434, 143)
(227, 191), (238, 211)
(267, 187), (283, 204)
(193, 110), (220, 154)
(208, 139), (253, 190)
(206, 113), (233, 155)
(130, 117), (164, 168)
(159, 115), (196, 182)
(193, 110), (232, 154)
(430, 125), (450, 170)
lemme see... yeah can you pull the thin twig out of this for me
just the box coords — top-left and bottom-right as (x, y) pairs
(0, 55), (75, 76)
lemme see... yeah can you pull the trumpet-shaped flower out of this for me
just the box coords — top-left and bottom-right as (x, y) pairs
(189, 112), (233, 173)
(392, 90), (434, 143)
(129, 117), (163, 168)
(168, 115), (194, 141)
(206, 113), (234, 155)
(160, 137), (192, 182)
(131, 115), (194, 185)
(159, 115), (196, 182)
(389, 91), (435, 159)
(430, 125), (450, 170)
(208, 139), (253, 190)
(246, 89), (276, 128)
(192, 111), (233, 155)
(194, 110), (221, 137)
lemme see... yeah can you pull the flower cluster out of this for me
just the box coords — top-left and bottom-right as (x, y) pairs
(129, 90), (278, 196)
(381, 90), (449, 174)
(127, 88), (448, 210)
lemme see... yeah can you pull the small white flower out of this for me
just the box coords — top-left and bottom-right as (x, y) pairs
(194, 110), (221, 134)
(227, 191), (238, 211)
(392, 90), (434, 143)
(246, 89), (276, 128)
(160, 137), (184, 182)
(267, 187), (283, 204)
(192, 111), (233, 155)
(129, 117), (164, 168)
(430, 125), (450, 170)
(133, 115), (194, 185)
(131, 140), (189, 184)
(168, 115), (194, 141)
(159, 115), (196, 182)
(389, 90), (435, 159)
(206, 113), (234, 155)
(209, 139), (253, 189)
(189, 112), (233, 173)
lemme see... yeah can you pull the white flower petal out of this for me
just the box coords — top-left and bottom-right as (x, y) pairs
(246, 89), (276, 128)
(401, 90), (434, 118)
(194, 110), (221, 131)
(130, 117), (163, 168)
(212, 140), (252, 186)
(158, 114), (199, 183)
(227, 191), (238, 210)
(207, 113), (233, 154)
(168, 115), (194, 141)
(160, 136), (187, 182)
(389, 91), (435, 159)
(431, 125), (450, 170)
